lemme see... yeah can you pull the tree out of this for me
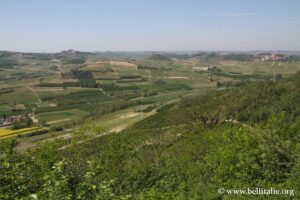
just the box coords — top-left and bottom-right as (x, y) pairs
(37, 161), (72, 200)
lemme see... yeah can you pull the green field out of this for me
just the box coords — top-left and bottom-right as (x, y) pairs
(95, 104), (156, 132)
(37, 109), (90, 126)
(0, 87), (38, 105)
(0, 105), (11, 112)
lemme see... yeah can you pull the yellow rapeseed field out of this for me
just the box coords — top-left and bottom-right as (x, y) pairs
(0, 129), (13, 136)
(0, 127), (43, 139)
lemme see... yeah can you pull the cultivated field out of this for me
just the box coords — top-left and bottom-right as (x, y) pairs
(1, 51), (299, 150)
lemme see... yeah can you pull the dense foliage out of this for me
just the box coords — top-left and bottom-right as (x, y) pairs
(1, 73), (300, 199)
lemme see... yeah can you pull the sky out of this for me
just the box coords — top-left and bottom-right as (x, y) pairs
(1, 0), (300, 52)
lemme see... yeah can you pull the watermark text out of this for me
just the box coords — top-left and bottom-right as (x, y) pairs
(218, 187), (294, 196)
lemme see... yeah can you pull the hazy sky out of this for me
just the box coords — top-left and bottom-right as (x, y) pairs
(1, 0), (300, 52)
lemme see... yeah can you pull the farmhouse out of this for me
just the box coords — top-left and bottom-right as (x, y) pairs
(0, 116), (16, 127)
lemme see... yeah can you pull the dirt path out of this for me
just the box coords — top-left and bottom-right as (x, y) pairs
(15, 133), (72, 152)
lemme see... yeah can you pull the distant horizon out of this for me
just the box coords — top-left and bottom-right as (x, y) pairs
(1, 49), (300, 54)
